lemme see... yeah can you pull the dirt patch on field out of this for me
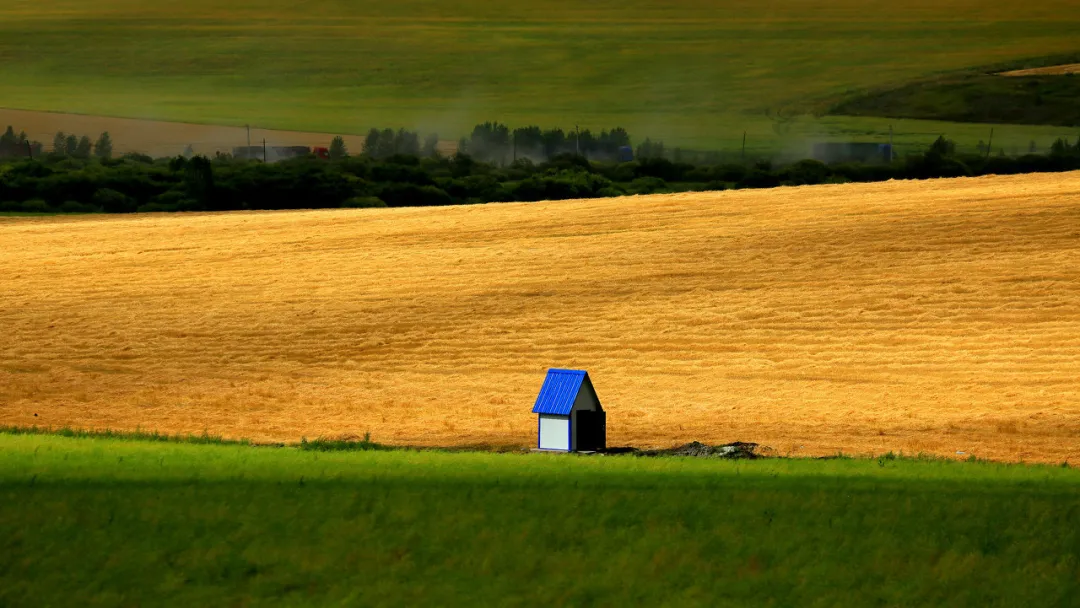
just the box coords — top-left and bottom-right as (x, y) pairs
(999, 63), (1080, 77)
(2, 174), (1080, 462)
(0, 108), (457, 158)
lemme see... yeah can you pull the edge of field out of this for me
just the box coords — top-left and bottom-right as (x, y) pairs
(3, 427), (1076, 476)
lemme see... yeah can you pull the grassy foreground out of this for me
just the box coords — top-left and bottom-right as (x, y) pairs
(2, 0), (1080, 153)
(1, 434), (1078, 606)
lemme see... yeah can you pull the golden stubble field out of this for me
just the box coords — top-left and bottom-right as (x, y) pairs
(3, 173), (1080, 462)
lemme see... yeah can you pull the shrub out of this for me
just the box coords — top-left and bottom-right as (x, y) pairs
(92, 188), (137, 213)
(342, 196), (387, 208)
(780, 159), (831, 185)
(120, 152), (154, 165)
(736, 169), (781, 189)
(136, 201), (180, 213)
(59, 200), (99, 213)
(377, 183), (453, 207)
(596, 186), (625, 198)
(627, 176), (668, 195)
(713, 164), (748, 182)
(372, 163), (435, 186)
(512, 170), (613, 202)
(20, 199), (51, 212)
(443, 175), (505, 202)
(539, 153), (593, 174)
(634, 157), (683, 182)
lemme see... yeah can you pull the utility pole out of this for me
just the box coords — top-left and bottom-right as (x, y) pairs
(986, 128), (994, 158)
(26, 139), (32, 161)
(575, 124), (580, 156)
(741, 131), (747, 162)
(263, 138), (267, 163)
(889, 125), (894, 163)
(246, 124), (251, 158)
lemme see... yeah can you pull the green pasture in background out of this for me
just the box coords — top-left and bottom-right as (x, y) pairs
(1, 0), (1080, 155)
(1, 433), (1078, 605)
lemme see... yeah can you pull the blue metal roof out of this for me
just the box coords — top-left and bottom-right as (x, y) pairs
(532, 368), (587, 416)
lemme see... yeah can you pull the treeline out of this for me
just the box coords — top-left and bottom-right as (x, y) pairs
(349, 123), (639, 163)
(0, 127), (43, 158)
(49, 131), (114, 159)
(4, 132), (1080, 214)
(360, 123), (737, 164)
(0, 127), (114, 160)
(459, 123), (634, 163)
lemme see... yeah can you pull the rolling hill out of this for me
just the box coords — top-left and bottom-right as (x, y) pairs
(2, 173), (1079, 462)
(1, 0), (1079, 154)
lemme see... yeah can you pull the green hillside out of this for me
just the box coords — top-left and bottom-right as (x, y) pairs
(1, 0), (1079, 153)
(828, 57), (1080, 130)
(2, 433), (1079, 605)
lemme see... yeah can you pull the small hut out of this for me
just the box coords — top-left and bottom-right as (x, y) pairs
(532, 368), (606, 452)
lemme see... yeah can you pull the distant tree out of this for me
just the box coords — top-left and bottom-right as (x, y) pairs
(469, 122), (511, 163)
(184, 155), (214, 204)
(65, 134), (79, 156)
(1029, 140), (1038, 154)
(75, 136), (92, 159)
(541, 128), (566, 159)
(577, 129), (595, 158)
(423, 133), (440, 157)
(329, 136), (348, 160)
(512, 126), (543, 159)
(52, 132), (67, 155)
(376, 128), (396, 158)
(636, 137), (665, 160)
(168, 155), (188, 173)
(92, 188), (136, 213)
(928, 135), (955, 157)
(94, 132), (113, 159)
(600, 127), (630, 156)
(450, 152), (474, 178)
(363, 129), (380, 157)
(0, 126), (15, 146)
(394, 129), (420, 156)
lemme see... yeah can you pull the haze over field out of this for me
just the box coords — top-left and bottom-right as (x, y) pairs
(2, 0), (1080, 152)
(3, 173), (1079, 462)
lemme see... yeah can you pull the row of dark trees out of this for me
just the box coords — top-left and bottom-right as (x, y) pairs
(459, 123), (635, 164)
(50, 131), (113, 159)
(360, 128), (440, 159)
(0, 126), (114, 160)
(5, 133), (1080, 215)
(0, 127), (43, 158)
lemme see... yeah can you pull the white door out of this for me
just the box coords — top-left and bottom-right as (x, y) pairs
(538, 415), (570, 451)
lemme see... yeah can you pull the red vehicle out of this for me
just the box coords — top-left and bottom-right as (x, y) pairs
(313, 146), (330, 160)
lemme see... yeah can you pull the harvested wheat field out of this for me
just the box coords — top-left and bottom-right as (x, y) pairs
(3, 173), (1080, 461)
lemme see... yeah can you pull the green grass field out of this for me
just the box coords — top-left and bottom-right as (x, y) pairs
(828, 63), (1080, 128)
(2, 0), (1080, 155)
(2, 433), (1078, 606)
